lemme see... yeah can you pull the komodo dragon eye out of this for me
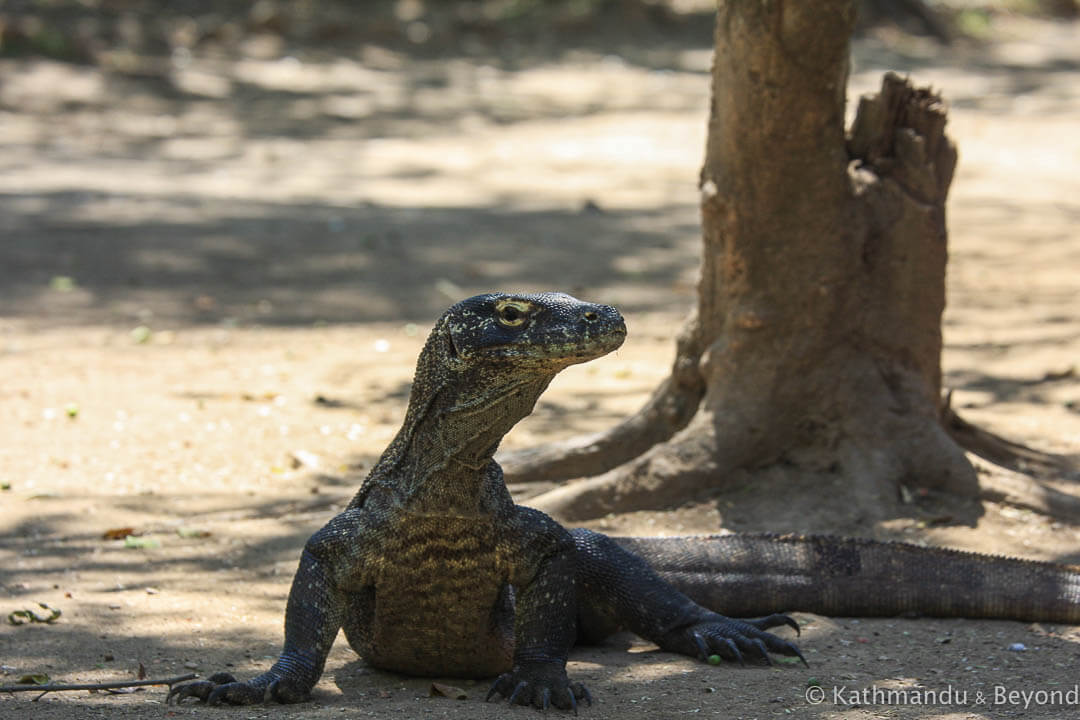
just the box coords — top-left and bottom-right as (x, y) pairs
(495, 299), (530, 328)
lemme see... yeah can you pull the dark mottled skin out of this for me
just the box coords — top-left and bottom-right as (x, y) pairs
(615, 534), (1080, 624)
(168, 293), (801, 711)
(169, 292), (1080, 711)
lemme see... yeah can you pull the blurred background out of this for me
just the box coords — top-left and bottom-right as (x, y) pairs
(0, 0), (1077, 495)
(1, 0), (1077, 328)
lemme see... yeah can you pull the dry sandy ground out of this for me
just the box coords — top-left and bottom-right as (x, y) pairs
(2, 15), (1080, 720)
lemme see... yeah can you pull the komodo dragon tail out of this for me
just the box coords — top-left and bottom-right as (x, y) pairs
(614, 533), (1080, 624)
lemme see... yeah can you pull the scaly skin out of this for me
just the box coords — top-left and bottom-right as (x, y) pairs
(170, 291), (1080, 712)
(616, 533), (1080, 623)
(168, 292), (802, 711)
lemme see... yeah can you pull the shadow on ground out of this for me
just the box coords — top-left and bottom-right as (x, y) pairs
(0, 195), (699, 327)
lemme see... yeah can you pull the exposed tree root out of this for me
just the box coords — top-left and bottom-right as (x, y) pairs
(527, 395), (1080, 524)
(500, 312), (706, 484)
(498, 374), (699, 482)
(942, 395), (1080, 519)
(942, 394), (1080, 480)
(524, 386), (1079, 524)
(527, 416), (736, 522)
(978, 470), (1080, 521)
(527, 345), (985, 522)
(528, 399), (979, 523)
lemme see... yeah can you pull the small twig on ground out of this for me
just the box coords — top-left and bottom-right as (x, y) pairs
(0, 673), (196, 700)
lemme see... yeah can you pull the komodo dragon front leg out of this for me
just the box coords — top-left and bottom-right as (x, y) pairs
(572, 529), (805, 665)
(487, 506), (592, 711)
(168, 506), (380, 705)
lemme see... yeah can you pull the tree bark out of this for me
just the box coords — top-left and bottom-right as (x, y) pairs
(523, 0), (978, 521)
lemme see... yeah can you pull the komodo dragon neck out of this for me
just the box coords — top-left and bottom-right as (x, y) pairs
(352, 293), (618, 515)
(388, 370), (555, 513)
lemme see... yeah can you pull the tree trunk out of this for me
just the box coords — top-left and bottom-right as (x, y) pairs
(522, 0), (978, 521)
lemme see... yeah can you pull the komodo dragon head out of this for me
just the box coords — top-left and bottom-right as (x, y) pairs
(412, 291), (627, 423)
(362, 292), (625, 499)
(435, 292), (626, 370)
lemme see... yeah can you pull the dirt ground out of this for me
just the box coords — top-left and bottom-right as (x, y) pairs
(2, 9), (1080, 720)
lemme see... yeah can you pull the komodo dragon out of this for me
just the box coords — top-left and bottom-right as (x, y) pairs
(169, 291), (1080, 711)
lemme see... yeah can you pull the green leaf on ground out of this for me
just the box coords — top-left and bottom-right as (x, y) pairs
(17, 673), (51, 685)
(8, 603), (62, 625)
